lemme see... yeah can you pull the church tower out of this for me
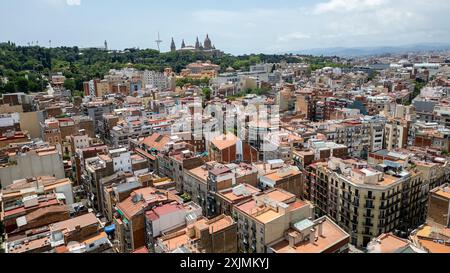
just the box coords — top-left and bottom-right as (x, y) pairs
(204, 34), (212, 50)
(170, 38), (176, 52)
(181, 39), (186, 48)
(104, 40), (108, 51)
(195, 37), (201, 50)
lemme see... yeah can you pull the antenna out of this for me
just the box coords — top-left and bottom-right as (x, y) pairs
(155, 32), (163, 52)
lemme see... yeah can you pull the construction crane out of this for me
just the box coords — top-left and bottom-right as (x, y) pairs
(155, 32), (163, 52)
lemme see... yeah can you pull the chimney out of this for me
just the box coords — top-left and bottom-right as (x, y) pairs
(318, 222), (323, 237)
(309, 228), (315, 244)
(288, 234), (295, 248)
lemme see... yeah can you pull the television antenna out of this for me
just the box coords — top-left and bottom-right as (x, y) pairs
(155, 32), (163, 52)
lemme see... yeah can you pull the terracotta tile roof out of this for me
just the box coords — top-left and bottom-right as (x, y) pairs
(117, 187), (178, 219)
(50, 213), (99, 232)
(210, 133), (238, 150)
(418, 239), (450, 253)
(141, 133), (170, 151)
(133, 246), (149, 253)
(367, 233), (410, 253)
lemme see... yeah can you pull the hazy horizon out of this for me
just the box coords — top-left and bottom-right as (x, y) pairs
(2, 0), (450, 55)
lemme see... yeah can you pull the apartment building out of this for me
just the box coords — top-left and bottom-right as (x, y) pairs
(101, 173), (141, 221)
(0, 145), (65, 188)
(267, 216), (350, 253)
(170, 152), (204, 186)
(255, 160), (305, 198)
(83, 154), (115, 211)
(209, 133), (258, 164)
(113, 187), (180, 253)
(144, 202), (202, 252)
(183, 161), (257, 217)
(6, 212), (113, 253)
(263, 131), (303, 162)
(183, 164), (209, 212)
(154, 214), (237, 253)
(142, 70), (169, 90)
(306, 157), (424, 247)
(384, 117), (410, 151)
(82, 100), (115, 133)
(408, 183), (450, 253)
(233, 188), (313, 253)
(317, 119), (373, 158)
(109, 147), (132, 173)
(427, 183), (450, 227)
(366, 233), (425, 253)
(216, 184), (261, 216)
(205, 162), (258, 218)
(413, 124), (450, 152)
(1, 193), (68, 236)
(73, 145), (109, 186)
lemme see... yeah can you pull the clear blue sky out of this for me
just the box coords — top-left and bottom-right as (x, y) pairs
(1, 0), (450, 54)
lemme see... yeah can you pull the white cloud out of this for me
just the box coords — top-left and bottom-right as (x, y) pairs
(43, 0), (82, 6)
(277, 32), (311, 43)
(189, 1), (450, 54)
(313, 0), (386, 14)
(66, 0), (81, 6)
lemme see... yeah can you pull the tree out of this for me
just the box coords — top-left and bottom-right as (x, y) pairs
(202, 87), (212, 101)
(72, 90), (84, 98)
(3, 82), (16, 93)
(16, 77), (29, 92)
(64, 78), (76, 91)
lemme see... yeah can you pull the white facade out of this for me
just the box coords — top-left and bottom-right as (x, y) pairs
(151, 208), (187, 238)
(110, 148), (132, 173)
(87, 80), (96, 96)
(72, 135), (90, 150)
(0, 150), (65, 188)
(55, 182), (75, 205)
(142, 70), (169, 91)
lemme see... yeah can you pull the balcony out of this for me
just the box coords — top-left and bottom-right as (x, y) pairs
(362, 231), (373, 236)
(364, 195), (375, 200)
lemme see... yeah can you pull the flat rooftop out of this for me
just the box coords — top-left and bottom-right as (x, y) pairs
(254, 209), (282, 224)
(367, 233), (410, 253)
(50, 212), (99, 232)
(186, 165), (208, 183)
(160, 233), (190, 252)
(432, 185), (450, 200)
(218, 184), (260, 203)
(269, 217), (349, 253)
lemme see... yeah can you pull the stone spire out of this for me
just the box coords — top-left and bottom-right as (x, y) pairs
(181, 39), (186, 48)
(170, 37), (176, 52)
(195, 36), (201, 50)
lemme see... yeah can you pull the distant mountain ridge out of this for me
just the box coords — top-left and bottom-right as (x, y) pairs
(290, 43), (450, 57)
